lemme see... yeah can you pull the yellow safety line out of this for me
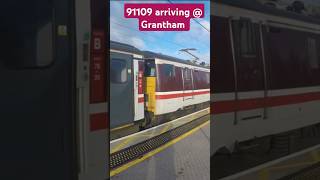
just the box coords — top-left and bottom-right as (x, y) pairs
(111, 123), (172, 153)
(111, 115), (203, 154)
(111, 123), (134, 132)
(269, 161), (315, 171)
(111, 137), (135, 154)
(110, 120), (210, 177)
(160, 123), (172, 134)
(256, 149), (320, 179)
(311, 150), (320, 162)
(265, 150), (320, 172)
(258, 168), (269, 180)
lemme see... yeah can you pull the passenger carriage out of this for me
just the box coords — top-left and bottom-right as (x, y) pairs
(110, 41), (210, 130)
(212, 0), (320, 155)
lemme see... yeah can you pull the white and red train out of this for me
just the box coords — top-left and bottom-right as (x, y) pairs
(212, 0), (320, 155)
(110, 41), (210, 130)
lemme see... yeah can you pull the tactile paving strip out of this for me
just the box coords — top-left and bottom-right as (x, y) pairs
(110, 115), (209, 169)
(279, 162), (320, 180)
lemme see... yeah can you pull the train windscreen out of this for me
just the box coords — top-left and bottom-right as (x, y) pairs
(145, 60), (156, 77)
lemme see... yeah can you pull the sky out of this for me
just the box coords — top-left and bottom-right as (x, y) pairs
(110, 0), (210, 64)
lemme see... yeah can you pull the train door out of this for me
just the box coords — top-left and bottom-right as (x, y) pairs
(110, 52), (134, 129)
(183, 67), (194, 107)
(0, 0), (76, 179)
(231, 18), (266, 128)
(133, 60), (145, 121)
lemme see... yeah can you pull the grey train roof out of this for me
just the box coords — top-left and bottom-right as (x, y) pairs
(143, 51), (210, 69)
(110, 41), (142, 54)
(110, 41), (209, 69)
(215, 0), (320, 25)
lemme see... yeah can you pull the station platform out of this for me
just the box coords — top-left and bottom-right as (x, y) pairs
(110, 111), (210, 180)
(110, 108), (209, 154)
(220, 144), (320, 180)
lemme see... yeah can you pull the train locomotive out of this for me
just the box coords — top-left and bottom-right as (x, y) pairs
(212, 0), (320, 155)
(110, 41), (210, 130)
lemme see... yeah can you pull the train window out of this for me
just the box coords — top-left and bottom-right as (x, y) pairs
(184, 68), (192, 80)
(267, 27), (314, 89)
(232, 19), (264, 91)
(156, 64), (183, 91)
(206, 72), (210, 85)
(145, 60), (156, 77)
(163, 64), (175, 77)
(0, 0), (54, 68)
(212, 16), (235, 93)
(193, 70), (199, 89)
(193, 70), (210, 89)
(111, 59), (127, 83)
(234, 19), (257, 58)
(307, 38), (319, 69)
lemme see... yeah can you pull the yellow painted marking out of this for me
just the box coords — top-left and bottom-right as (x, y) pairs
(258, 168), (269, 180)
(256, 150), (320, 178)
(311, 150), (320, 162)
(269, 161), (315, 171)
(111, 123), (134, 132)
(145, 77), (156, 112)
(111, 122), (174, 153)
(111, 137), (135, 154)
(130, 134), (154, 138)
(160, 123), (172, 134)
(266, 150), (320, 172)
(110, 120), (209, 177)
(311, 151), (320, 163)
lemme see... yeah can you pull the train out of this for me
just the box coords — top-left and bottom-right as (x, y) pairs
(212, 0), (320, 155)
(110, 41), (210, 130)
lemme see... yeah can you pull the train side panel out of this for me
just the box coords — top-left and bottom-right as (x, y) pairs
(212, 2), (320, 155)
(133, 59), (145, 121)
(110, 47), (145, 129)
(155, 58), (210, 115)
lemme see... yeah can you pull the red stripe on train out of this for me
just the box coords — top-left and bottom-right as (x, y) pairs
(138, 97), (144, 103)
(156, 90), (210, 99)
(90, 112), (108, 131)
(212, 92), (320, 114)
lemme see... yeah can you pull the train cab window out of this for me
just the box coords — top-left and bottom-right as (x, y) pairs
(145, 60), (156, 77)
(233, 19), (257, 58)
(111, 59), (128, 83)
(1, 0), (54, 68)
